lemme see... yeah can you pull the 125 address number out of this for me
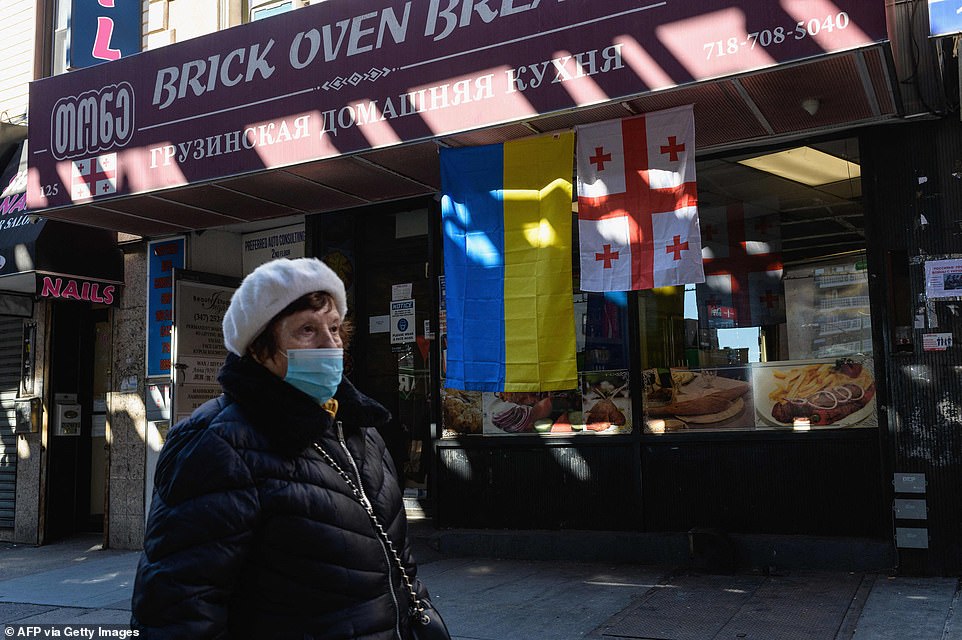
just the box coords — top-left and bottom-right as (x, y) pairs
(703, 12), (851, 60)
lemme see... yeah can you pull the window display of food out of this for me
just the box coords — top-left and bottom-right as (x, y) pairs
(753, 357), (876, 428)
(581, 371), (631, 433)
(441, 389), (483, 436)
(488, 392), (554, 433)
(441, 291), (631, 438)
(644, 367), (752, 431)
(478, 372), (633, 436)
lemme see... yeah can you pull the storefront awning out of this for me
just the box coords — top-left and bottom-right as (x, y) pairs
(0, 142), (123, 298)
(24, 1), (897, 236)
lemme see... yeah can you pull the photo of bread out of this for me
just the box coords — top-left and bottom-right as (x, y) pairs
(644, 368), (752, 431)
(441, 389), (483, 435)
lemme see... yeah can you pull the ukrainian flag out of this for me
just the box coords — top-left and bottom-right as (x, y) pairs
(441, 133), (577, 392)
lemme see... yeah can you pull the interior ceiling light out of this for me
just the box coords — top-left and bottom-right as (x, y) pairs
(737, 146), (861, 187)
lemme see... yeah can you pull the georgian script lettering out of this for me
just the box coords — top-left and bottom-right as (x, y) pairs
(50, 83), (134, 160)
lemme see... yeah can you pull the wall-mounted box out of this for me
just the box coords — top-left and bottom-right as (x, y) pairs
(893, 473), (926, 494)
(55, 403), (81, 436)
(894, 499), (927, 520)
(14, 397), (41, 434)
(896, 527), (929, 549)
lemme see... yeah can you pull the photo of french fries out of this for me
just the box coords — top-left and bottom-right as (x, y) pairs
(754, 357), (877, 428)
(768, 363), (873, 404)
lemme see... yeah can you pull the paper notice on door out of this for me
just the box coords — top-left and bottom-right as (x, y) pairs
(392, 283), (413, 301)
(924, 259), (962, 299)
(922, 333), (953, 351)
(370, 315), (390, 334)
(391, 300), (415, 344)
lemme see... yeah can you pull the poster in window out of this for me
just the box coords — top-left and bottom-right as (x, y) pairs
(924, 258), (962, 299)
(483, 388), (584, 435)
(644, 367), (752, 432)
(580, 370), (632, 433)
(441, 388), (482, 437)
(751, 356), (877, 429)
(171, 271), (239, 422)
(476, 373), (632, 436)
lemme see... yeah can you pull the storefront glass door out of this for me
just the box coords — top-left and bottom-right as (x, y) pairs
(314, 202), (438, 502)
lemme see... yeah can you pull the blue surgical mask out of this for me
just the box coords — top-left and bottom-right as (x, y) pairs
(282, 348), (343, 404)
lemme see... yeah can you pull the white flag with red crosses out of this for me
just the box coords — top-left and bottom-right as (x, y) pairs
(71, 153), (117, 202)
(576, 105), (704, 291)
(696, 202), (785, 328)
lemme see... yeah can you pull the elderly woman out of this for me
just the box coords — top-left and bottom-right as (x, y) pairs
(131, 257), (443, 640)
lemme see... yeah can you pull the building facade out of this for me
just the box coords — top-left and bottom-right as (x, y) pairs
(0, 0), (123, 545)
(4, 0), (962, 575)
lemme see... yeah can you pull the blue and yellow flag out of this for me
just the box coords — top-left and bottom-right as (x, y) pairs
(441, 133), (577, 392)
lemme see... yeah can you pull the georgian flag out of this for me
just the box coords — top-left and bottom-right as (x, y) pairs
(71, 153), (117, 202)
(696, 202), (785, 328)
(576, 105), (704, 291)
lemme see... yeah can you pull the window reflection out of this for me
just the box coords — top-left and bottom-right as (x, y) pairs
(642, 138), (876, 433)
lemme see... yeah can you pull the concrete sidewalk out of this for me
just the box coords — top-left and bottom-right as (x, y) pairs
(1, 534), (961, 639)
(0, 536), (137, 628)
(419, 559), (962, 640)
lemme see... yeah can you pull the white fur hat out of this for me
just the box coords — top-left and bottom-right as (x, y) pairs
(222, 257), (348, 356)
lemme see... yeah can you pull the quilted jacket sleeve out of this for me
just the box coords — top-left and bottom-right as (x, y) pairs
(131, 413), (260, 639)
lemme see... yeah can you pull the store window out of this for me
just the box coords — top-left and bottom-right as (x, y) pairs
(439, 194), (635, 440)
(643, 139), (875, 433)
(249, 0), (294, 21)
(439, 137), (872, 438)
(440, 285), (632, 437)
(51, 0), (70, 75)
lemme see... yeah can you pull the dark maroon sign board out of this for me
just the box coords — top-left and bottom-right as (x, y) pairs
(28, 0), (886, 211)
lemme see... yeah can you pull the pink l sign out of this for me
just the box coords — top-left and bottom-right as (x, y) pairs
(92, 16), (121, 60)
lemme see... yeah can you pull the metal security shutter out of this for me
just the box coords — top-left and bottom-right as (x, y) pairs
(0, 317), (22, 528)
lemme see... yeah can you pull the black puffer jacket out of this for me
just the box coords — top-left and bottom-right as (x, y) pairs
(131, 354), (424, 639)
